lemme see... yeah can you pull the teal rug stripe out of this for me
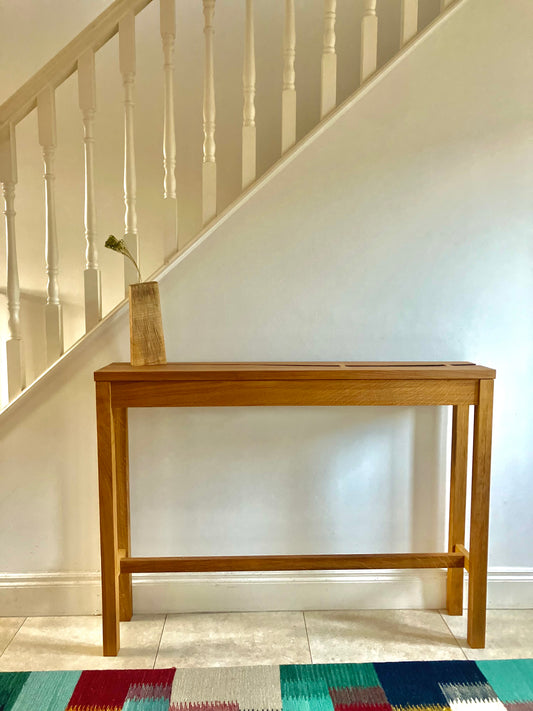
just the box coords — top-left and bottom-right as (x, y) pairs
(281, 693), (334, 711)
(123, 699), (171, 711)
(476, 660), (533, 702)
(10, 671), (82, 711)
(280, 661), (380, 688)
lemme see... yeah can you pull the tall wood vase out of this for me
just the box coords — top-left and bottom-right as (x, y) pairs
(128, 282), (167, 366)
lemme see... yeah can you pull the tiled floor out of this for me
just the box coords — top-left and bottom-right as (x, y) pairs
(0, 610), (531, 671)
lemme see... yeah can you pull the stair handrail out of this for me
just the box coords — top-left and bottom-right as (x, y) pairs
(0, 0), (152, 133)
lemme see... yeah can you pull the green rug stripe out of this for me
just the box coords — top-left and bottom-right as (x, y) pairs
(0, 672), (30, 711)
(476, 660), (533, 702)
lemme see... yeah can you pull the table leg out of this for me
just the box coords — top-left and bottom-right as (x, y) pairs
(447, 405), (469, 615)
(467, 379), (494, 648)
(114, 408), (133, 621)
(96, 381), (120, 656)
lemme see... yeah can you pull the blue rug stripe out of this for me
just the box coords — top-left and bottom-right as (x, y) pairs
(374, 660), (487, 706)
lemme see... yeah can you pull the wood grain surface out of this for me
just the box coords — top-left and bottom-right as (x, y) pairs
(468, 379), (494, 648)
(447, 404), (469, 615)
(120, 552), (466, 574)
(95, 381), (120, 656)
(94, 360), (495, 655)
(128, 283), (167, 366)
(108, 379), (479, 408)
(95, 361), (495, 381)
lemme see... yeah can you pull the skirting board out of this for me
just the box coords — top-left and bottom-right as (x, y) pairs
(0, 569), (532, 617)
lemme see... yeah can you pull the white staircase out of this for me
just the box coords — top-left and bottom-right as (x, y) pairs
(0, 0), (463, 410)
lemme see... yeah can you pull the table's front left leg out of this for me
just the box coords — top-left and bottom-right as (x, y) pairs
(96, 382), (121, 656)
(114, 407), (132, 621)
(467, 379), (494, 648)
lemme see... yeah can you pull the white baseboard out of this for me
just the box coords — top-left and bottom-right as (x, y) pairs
(1, 569), (532, 617)
(486, 569), (533, 609)
(0, 573), (101, 617)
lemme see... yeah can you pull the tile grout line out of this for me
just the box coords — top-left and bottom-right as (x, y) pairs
(153, 614), (167, 669)
(0, 617), (27, 659)
(439, 610), (469, 660)
(302, 611), (314, 664)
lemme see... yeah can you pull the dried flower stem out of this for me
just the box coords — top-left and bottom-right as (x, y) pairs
(105, 235), (142, 282)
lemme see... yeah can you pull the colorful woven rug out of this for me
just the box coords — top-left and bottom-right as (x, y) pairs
(0, 659), (532, 710)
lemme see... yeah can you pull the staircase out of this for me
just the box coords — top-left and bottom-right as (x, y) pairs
(0, 0), (461, 410)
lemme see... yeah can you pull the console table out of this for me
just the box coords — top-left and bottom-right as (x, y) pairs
(94, 361), (495, 656)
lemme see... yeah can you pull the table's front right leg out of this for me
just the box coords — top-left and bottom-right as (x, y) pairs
(467, 379), (494, 648)
(447, 404), (469, 615)
(96, 381), (121, 656)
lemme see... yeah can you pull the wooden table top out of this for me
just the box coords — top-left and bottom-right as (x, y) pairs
(95, 362), (496, 382)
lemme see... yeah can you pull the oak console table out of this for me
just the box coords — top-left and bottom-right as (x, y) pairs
(94, 361), (495, 656)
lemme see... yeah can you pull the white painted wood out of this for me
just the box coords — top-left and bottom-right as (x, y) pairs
(119, 12), (140, 290)
(242, 0), (256, 189)
(160, 0), (176, 202)
(37, 87), (63, 365)
(401, 0), (418, 46)
(78, 49), (102, 332)
(1, 569), (532, 616)
(202, 0), (216, 225)
(320, 0), (337, 119)
(160, 0), (178, 259)
(361, 0), (378, 83)
(131, 570), (449, 613)
(282, 0), (296, 153)
(0, 0), (153, 132)
(0, 125), (25, 401)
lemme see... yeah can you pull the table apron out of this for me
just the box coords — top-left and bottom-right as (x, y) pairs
(109, 378), (480, 408)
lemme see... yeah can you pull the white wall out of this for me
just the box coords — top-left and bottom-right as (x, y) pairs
(0, 0), (532, 614)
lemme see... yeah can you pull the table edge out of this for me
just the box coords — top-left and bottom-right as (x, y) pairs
(94, 362), (496, 381)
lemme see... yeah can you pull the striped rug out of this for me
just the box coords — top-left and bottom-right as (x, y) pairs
(0, 659), (532, 710)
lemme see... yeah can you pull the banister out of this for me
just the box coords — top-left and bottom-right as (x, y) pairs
(0, 0), (153, 132)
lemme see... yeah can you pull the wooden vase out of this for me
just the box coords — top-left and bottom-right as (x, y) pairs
(128, 282), (167, 366)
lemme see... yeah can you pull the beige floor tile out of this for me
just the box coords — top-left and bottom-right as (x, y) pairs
(0, 618), (25, 656)
(441, 609), (533, 660)
(304, 610), (467, 663)
(155, 611), (311, 668)
(0, 615), (165, 671)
